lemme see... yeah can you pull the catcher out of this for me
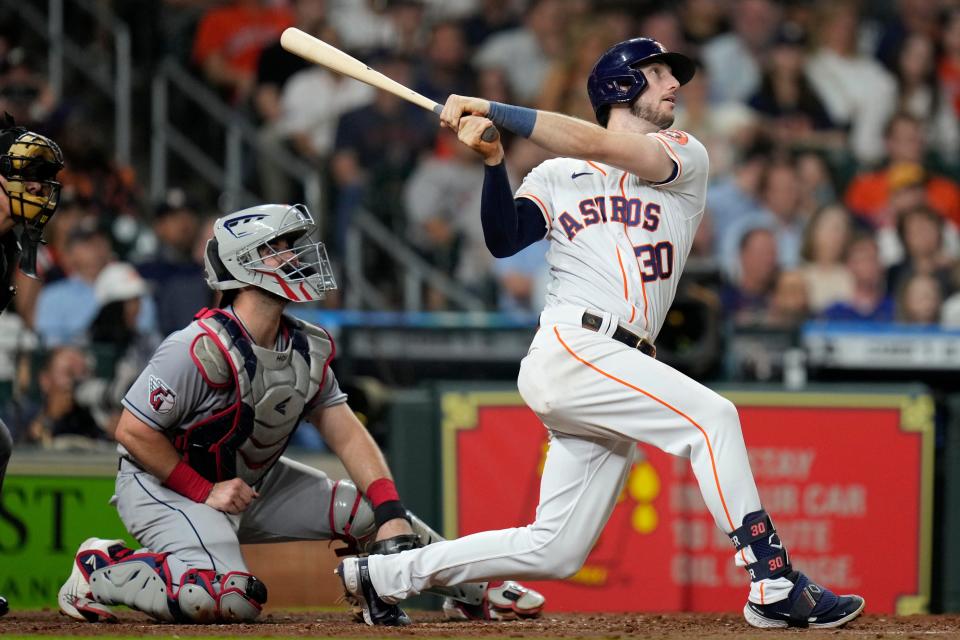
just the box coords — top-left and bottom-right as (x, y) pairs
(0, 115), (65, 618)
(57, 203), (544, 624)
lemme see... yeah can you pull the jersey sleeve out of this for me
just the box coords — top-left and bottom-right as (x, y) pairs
(122, 328), (209, 432)
(514, 161), (555, 235)
(306, 367), (348, 412)
(646, 130), (709, 207)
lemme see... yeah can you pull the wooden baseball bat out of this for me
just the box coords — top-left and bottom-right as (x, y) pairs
(280, 28), (499, 142)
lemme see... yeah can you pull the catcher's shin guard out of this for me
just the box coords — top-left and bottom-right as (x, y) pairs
(58, 537), (129, 622)
(88, 552), (179, 622)
(176, 569), (267, 622)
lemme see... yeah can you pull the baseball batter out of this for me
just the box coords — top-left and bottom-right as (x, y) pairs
(340, 38), (865, 630)
(0, 117), (65, 618)
(57, 203), (544, 625)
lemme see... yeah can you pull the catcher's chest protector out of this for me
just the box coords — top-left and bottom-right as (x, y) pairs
(177, 308), (331, 485)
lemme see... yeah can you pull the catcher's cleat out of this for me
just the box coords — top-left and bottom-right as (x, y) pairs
(442, 581), (545, 621)
(743, 571), (864, 629)
(0, 594), (8, 617)
(337, 557), (411, 626)
(58, 537), (125, 622)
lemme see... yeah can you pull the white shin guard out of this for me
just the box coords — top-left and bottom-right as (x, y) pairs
(89, 560), (176, 622)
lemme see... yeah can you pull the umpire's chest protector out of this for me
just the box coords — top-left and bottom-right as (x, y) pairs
(175, 308), (332, 485)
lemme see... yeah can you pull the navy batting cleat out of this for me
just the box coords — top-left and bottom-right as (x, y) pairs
(0, 594), (8, 617)
(337, 557), (411, 626)
(743, 571), (864, 629)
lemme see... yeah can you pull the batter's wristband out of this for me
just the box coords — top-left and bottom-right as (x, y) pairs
(487, 101), (537, 138)
(374, 500), (411, 529)
(164, 460), (214, 503)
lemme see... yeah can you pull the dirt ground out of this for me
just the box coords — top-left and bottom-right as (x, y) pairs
(4, 610), (960, 639)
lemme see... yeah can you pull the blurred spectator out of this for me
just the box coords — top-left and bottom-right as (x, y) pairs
(804, 1), (897, 165)
(276, 40), (375, 163)
(537, 24), (612, 124)
(462, 0), (520, 48)
(34, 222), (158, 347)
(135, 190), (210, 336)
(329, 0), (425, 55)
(720, 227), (778, 325)
(34, 222), (114, 346)
(896, 272), (943, 324)
(414, 22), (474, 104)
(939, 261), (960, 327)
(0, 47), (55, 129)
(638, 10), (688, 55)
(723, 160), (805, 274)
(799, 204), (854, 313)
(56, 135), (142, 220)
(709, 141), (770, 260)
(330, 56), (435, 251)
(844, 113), (960, 227)
(886, 204), (954, 296)
(702, 0), (778, 103)
(894, 32), (959, 162)
(765, 270), (810, 329)
(25, 346), (105, 447)
(192, 0), (294, 103)
(87, 262), (162, 430)
(795, 151), (837, 215)
(748, 22), (842, 152)
(473, 0), (563, 104)
(253, 0), (326, 127)
(674, 62), (756, 178)
(939, 9), (960, 162)
(874, 0), (941, 72)
(492, 240), (548, 313)
(403, 128), (491, 307)
(678, 0), (728, 48)
(821, 231), (895, 321)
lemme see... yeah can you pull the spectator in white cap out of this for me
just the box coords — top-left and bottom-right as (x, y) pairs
(83, 263), (162, 434)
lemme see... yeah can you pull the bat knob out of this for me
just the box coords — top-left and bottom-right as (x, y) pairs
(481, 125), (500, 143)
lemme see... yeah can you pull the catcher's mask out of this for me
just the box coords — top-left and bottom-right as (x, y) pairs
(0, 116), (65, 278)
(204, 203), (337, 302)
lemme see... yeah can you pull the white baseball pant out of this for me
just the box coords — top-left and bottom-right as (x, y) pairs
(368, 306), (782, 605)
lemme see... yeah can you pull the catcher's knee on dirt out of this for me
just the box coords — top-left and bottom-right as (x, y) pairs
(89, 554), (266, 623)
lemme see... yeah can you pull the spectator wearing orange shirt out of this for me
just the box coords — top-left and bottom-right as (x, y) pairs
(192, 0), (294, 102)
(844, 112), (960, 227)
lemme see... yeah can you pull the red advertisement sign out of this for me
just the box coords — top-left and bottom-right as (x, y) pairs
(442, 391), (932, 614)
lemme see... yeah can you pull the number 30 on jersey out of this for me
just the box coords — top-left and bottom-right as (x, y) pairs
(634, 242), (674, 283)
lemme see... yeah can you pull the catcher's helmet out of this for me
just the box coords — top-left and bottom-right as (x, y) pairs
(204, 203), (337, 302)
(587, 38), (695, 127)
(0, 116), (65, 277)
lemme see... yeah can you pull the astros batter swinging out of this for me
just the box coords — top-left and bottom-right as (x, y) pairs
(339, 38), (865, 630)
(57, 203), (544, 625)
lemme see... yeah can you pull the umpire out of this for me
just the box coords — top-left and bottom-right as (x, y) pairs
(0, 114), (65, 616)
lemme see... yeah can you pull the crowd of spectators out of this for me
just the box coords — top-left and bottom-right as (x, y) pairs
(2, 0), (960, 446)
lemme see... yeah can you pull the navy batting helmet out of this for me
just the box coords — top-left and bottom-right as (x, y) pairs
(587, 38), (696, 127)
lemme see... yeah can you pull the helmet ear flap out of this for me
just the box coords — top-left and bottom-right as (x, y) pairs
(205, 238), (234, 283)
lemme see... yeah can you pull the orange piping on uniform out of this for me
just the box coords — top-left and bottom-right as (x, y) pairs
(517, 193), (552, 231)
(587, 161), (607, 176)
(553, 326), (739, 537)
(620, 172), (649, 329)
(760, 582), (765, 605)
(616, 246), (629, 302)
(652, 135), (684, 180)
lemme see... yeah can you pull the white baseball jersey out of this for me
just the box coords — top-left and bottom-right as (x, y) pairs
(515, 129), (708, 340)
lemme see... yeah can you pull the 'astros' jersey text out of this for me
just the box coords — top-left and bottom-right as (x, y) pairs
(515, 129), (708, 340)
